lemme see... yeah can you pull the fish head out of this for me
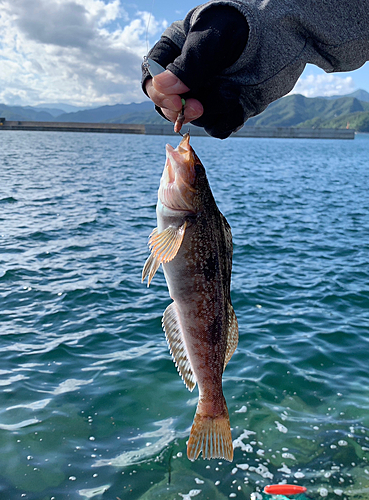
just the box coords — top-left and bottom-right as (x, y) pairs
(158, 133), (205, 213)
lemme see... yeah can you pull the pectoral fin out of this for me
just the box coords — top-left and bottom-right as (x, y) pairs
(162, 302), (196, 391)
(142, 252), (160, 287)
(223, 303), (238, 371)
(149, 222), (186, 263)
(142, 223), (187, 286)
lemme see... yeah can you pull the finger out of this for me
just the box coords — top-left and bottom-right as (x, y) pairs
(161, 108), (178, 122)
(183, 98), (204, 122)
(152, 70), (190, 95)
(161, 98), (204, 124)
(146, 79), (183, 112)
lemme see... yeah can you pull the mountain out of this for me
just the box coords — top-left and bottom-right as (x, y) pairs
(350, 89), (369, 102)
(56, 102), (155, 122)
(26, 106), (66, 118)
(0, 103), (87, 120)
(308, 110), (369, 130)
(0, 103), (55, 121)
(319, 89), (369, 102)
(34, 103), (89, 113)
(106, 110), (166, 125)
(0, 101), (157, 123)
(1, 90), (369, 132)
(243, 94), (369, 131)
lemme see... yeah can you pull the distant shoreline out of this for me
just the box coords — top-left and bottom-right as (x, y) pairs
(0, 120), (355, 140)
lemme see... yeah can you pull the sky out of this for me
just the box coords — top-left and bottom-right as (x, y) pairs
(0, 0), (368, 107)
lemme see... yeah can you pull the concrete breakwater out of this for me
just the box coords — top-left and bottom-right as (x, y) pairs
(0, 120), (355, 139)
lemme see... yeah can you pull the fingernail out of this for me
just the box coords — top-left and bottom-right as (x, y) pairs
(185, 106), (200, 120)
(162, 98), (176, 109)
(155, 71), (179, 89)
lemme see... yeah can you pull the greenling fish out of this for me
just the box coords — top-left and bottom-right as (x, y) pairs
(142, 134), (238, 461)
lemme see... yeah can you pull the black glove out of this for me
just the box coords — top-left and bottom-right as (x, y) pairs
(142, 5), (249, 139)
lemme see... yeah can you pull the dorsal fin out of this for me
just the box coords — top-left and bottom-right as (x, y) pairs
(224, 303), (238, 371)
(162, 302), (196, 391)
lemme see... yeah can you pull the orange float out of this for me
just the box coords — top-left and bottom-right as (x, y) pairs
(264, 484), (307, 495)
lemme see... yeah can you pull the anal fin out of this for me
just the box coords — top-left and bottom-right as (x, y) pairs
(162, 302), (196, 392)
(224, 303), (238, 371)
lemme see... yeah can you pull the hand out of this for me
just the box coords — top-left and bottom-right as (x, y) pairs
(142, 5), (248, 138)
(145, 70), (204, 125)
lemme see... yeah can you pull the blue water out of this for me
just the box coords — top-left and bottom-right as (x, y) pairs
(1, 130), (369, 499)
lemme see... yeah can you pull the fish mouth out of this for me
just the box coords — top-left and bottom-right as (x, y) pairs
(164, 134), (195, 181)
(176, 132), (191, 153)
(159, 134), (197, 212)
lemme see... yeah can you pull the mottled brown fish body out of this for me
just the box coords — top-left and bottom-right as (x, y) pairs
(142, 134), (238, 461)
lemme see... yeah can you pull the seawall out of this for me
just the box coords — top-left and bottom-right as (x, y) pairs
(0, 120), (355, 139)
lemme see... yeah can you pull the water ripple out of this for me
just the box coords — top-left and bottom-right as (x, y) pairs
(1, 132), (369, 498)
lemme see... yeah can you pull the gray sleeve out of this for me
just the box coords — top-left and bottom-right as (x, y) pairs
(163, 0), (369, 120)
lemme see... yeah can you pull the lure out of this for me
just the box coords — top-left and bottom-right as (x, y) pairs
(264, 484), (307, 495)
(174, 98), (186, 134)
(143, 56), (186, 134)
(143, 56), (166, 77)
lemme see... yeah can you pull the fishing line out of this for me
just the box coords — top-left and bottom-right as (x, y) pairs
(145, 0), (155, 55)
(143, 0), (187, 136)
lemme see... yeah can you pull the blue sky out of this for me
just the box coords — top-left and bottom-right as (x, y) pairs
(0, 0), (367, 107)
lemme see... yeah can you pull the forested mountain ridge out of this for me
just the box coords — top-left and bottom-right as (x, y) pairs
(1, 90), (369, 132)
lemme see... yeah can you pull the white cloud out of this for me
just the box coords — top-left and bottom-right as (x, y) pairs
(291, 73), (356, 98)
(0, 0), (167, 106)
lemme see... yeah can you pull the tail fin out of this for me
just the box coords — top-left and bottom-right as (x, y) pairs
(187, 404), (233, 461)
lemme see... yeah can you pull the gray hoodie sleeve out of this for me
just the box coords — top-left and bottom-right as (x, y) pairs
(162, 0), (369, 133)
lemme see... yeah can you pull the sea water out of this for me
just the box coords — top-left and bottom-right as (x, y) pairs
(1, 130), (369, 499)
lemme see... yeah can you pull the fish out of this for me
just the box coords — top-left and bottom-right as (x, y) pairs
(142, 133), (238, 461)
